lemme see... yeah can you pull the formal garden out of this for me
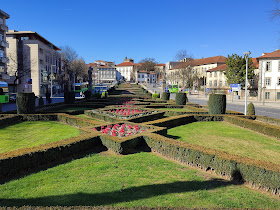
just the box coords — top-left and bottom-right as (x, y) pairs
(1, 83), (280, 208)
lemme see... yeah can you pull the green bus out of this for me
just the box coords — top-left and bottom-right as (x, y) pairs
(74, 82), (88, 93)
(167, 84), (179, 93)
(0, 81), (9, 103)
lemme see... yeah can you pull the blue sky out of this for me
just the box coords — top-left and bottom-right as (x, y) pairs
(2, 0), (280, 64)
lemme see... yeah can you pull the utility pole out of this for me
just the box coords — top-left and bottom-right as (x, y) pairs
(243, 51), (251, 115)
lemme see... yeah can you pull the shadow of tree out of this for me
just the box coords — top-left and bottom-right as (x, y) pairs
(1, 179), (238, 207)
(162, 133), (180, 139)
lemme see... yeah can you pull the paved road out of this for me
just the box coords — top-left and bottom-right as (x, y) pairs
(141, 83), (280, 119)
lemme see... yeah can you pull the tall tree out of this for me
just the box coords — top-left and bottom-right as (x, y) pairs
(224, 54), (255, 87)
(272, 0), (280, 18)
(70, 58), (88, 82)
(139, 57), (157, 72)
(175, 49), (193, 62)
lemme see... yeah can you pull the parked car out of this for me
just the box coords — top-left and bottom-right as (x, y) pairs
(9, 93), (17, 103)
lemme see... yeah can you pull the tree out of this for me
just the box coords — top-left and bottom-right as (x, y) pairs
(138, 57), (157, 72)
(7, 46), (36, 93)
(224, 54), (255, 87)
(272, 0), (280, 18)
(70, 58), (88, 82)
(175, 49), (193, 62)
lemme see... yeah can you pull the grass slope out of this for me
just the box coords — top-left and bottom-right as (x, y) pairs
(1, 152), (280, 208)
(167, 121), (280, 164)
(0, 121), (80, 153)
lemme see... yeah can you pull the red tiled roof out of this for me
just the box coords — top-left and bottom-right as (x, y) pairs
(156, 63), (165, 66)
(116, 62), (135, 66)
(171, 56), (226, 70)
(207, 58), (259, 72)
(207, 64), (227, 72)
(257, 50), (280, 59)
(87, 63), (98, 67)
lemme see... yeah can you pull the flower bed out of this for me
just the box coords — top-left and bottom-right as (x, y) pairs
(108, 108), (148, 116)
(93, 123), (148, 137)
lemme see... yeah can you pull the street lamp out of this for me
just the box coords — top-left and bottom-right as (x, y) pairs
(243, 51), (251, 115)
(51, 65), (56, 98)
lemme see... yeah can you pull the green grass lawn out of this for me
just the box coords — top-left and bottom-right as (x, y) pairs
(167, 121), (280, 165)
(75, 114), (107, 123)
(0, 121), (80, 154)
(1, 152), (280, 208)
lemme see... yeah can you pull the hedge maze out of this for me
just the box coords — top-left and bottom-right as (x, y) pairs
(1, 83), (280, 207)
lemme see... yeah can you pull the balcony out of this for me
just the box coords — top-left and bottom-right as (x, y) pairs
(0, 57), (9, 63)
(0, 24), (8, 32)
(0, 40), (8, 48)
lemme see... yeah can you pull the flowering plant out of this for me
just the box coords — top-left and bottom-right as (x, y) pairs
(93, 123), (148, 137)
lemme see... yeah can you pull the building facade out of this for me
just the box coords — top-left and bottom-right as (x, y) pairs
(116, 57), (137, 82)
(97, 65), (117, 83)
(257, 50), (280, 101)
(135, 70), (157, 83)
(6, 30), (61, 96)
(0, 9), (10, 81)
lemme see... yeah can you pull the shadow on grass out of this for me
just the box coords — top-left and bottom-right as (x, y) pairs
(162, 133), (180, 139)
(0, 178), (238, 207)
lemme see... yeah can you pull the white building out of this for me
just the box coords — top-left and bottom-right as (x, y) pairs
(136, 70), (157, 83)
(258, 49), (280, 101)
(6, 30), (61, 96)
(116, 57), (136, 82)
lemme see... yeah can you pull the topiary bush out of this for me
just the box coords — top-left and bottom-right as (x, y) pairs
(38, 96), (44, 106)
(161, 92), (170, 100)
(152, 93), (160, 99)
(64, 91), (75, 104)
(16, 92), (36, 114)
(93, 92), (101, 99)
(101, 91), (108, 98)
(175, 92), (188, 105)
(208, 94), (226, 114)
(247, 102), (255, 116)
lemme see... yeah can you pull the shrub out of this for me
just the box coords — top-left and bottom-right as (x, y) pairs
(161, 92), (170, 100)
(247, 102), (255, 115)
(16, 92), (36, 114)
(64, 91), (75, 104)
(175, 92), (188, 105)
(93, 92), (101, 99)
(152, 93), (160, 99)
(84, 90), (92, 99)
(101, 91), (108, 98)
(208, 94), (226, 114)
(38, 96), (44, 106)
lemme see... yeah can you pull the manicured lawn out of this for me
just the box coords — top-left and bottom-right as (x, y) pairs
(1, 152), (279, 208)
(75, 114), (107, 123)
(167, 121), (280, 164)
(0, 121), (80, 154)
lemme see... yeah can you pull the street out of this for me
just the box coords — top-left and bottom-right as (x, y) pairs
(141, 83), (280, 119)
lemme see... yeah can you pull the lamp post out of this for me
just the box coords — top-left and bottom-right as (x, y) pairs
(50, 65), (56, 98)
(243, 51), (251, 115)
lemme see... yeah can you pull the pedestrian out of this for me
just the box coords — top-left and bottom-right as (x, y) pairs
(46, 89), (51, 104)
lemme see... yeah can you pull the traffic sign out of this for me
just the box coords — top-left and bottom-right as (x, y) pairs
(230, 84), (241, 91)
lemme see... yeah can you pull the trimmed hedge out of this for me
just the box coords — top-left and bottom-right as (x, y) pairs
(38, 96), (44, 106)
(143, 133), (280, 195)
(84, 90), (92, 99)
(64, 91), (75, 104)
(161, 92), (170, 100)
(208, 94), (226, 114)
(175, 93), (188, 105)
(0, 134), (102, 182)
(16, 92), (36, 114)
(152, 93), (160, 99)
(247, 102), (255, 116)
(224, 115), (280, 139)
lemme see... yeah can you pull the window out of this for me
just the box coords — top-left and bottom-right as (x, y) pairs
(225, 81), (227, 86)
(265, 92), (270, 100)
(39, 48), (43, 54)
(214, 80), (217, 87)
(210, 72), (212, 77)
(250, 79), (254, 86)
(138, 75), (140, 78)
(214, 72), (217, 77)
(219, 81), (222, 87)
(142, 75), (144, 78)
(209, 81), (212, 86)
(277, 92), (280, 100)
(265, 78), (271, 86)
(278, 78), (280, 85)
(0, 50), (4, 57)
(20, 36), (29, 41)
(266, 61), (271, 71)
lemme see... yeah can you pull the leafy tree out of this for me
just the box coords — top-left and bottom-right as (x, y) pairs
(224, 54), (255, 87)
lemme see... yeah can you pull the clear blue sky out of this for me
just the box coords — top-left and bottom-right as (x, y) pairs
(2, 0), (280, 64)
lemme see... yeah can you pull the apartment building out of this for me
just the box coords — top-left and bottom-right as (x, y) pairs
(0, 9), (10, 80)
(135, 70), (157, 83)
(116, 57), (137, 82)
(6, 30), (61, 96)
(257, 49), (280, 101)
(168, 56), (226, 90)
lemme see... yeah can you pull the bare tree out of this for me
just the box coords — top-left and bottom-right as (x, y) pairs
(272, 0), (280, 18)
(139, 58), (157, 71)
(70, 58), (88, 82)
(175, 49), (193, 62)
(7, 46), (36, 93)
